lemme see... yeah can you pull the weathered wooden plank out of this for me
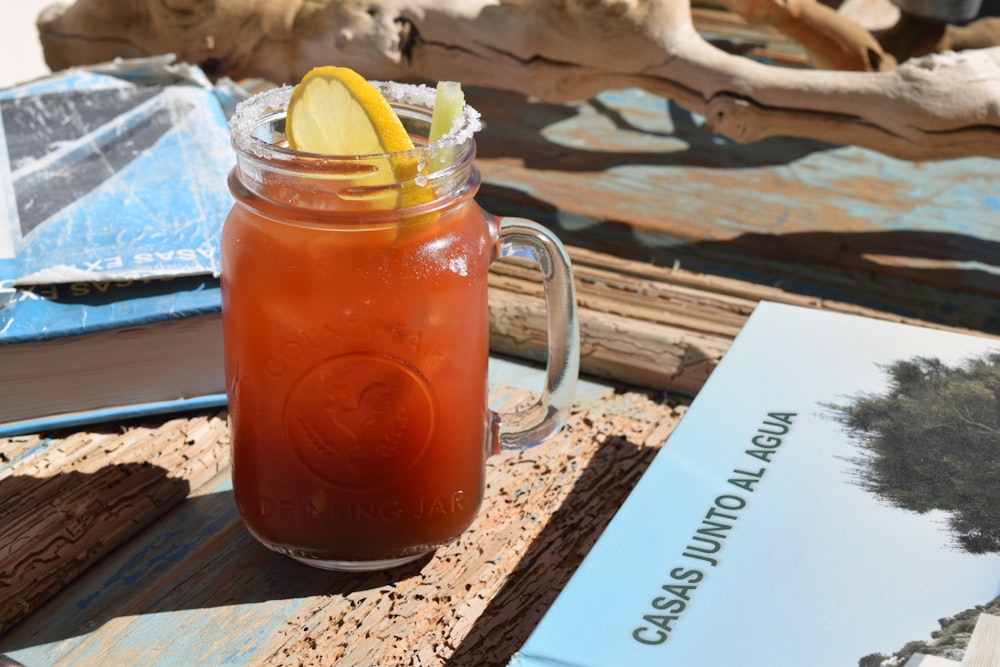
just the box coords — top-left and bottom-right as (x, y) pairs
(491, 286), (729, 395)
(469, 85), (1000, 333)
(0, 367), (682, 666)
(488, 247), (990, 394)
(491, 258), (751, 337)
(0, 414), (230, 635)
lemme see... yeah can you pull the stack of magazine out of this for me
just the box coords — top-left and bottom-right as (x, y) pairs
(0, 58), (240, 435)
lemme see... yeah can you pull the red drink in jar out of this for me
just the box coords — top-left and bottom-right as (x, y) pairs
(222, 83), (578, 570)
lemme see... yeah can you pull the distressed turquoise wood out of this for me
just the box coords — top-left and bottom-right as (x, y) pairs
(0, 358), (614, 666)
(468, 86), (1000, 332)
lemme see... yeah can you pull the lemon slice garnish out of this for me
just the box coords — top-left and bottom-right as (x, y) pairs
(286, 65), (414, 155)
(285, 67), (467, 217)
(286, 66), (430, 212)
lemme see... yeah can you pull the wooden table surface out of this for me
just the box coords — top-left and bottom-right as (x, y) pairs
(1, 361), (685, 667)
(3, 9), (1000, 666)
(468, 82), (1000, 334)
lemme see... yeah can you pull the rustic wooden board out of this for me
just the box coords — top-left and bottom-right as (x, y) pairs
(0, 414), (231, 635)
(489, 246), (990, 394)
(468, 85), (1000, 334)
(0, 361), (682, 666)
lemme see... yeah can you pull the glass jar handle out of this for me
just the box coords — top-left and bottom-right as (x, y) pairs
(491, 217), (580, 453)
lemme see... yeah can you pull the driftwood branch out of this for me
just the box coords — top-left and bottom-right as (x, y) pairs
(36, 0), (1000, 160)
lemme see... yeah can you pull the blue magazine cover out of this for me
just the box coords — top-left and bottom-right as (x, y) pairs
(0, 63), (235, 285)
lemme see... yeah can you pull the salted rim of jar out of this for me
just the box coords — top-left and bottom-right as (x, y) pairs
(229, 82), (483, 163)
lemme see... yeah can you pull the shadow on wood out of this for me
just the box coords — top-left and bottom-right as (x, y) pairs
(468, 85), (1000, 336)
(0, 482), (430, 651)
(445, 424), (662, 666)
(469, 87), (834, 172)
(0, 465), (191, 635)
(563, 223), (1000, 333)
(477, 183), (1000, 335)
(1, 387), (682, 665)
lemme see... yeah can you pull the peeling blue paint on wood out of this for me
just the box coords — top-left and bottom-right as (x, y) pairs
(0, 359), (615, 666)
(469, 86), (1000, 332)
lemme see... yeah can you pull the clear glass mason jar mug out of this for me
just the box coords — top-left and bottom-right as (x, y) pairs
(221, 83), (580, 571)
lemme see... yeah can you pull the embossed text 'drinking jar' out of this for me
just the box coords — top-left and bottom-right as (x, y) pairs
(222, 83), (579, 571)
